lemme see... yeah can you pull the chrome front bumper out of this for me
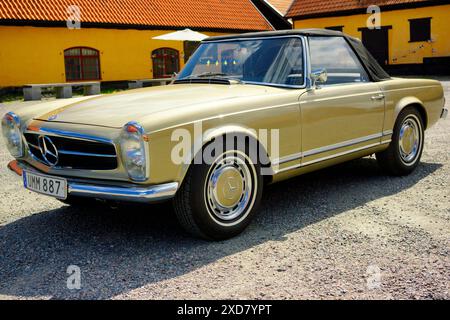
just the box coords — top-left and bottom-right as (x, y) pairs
(441, 108), (448, 119)
(8, 160), (178, 203)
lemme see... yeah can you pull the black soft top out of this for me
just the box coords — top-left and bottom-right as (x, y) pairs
(204, 29), (391, 82)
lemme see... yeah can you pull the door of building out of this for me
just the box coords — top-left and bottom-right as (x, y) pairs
(360, 27), (391, 66)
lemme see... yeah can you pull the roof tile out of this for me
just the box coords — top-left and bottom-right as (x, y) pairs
(287, 0), (438, 18)
(265, 0), (294, 15)
(0, 0), (273, 31)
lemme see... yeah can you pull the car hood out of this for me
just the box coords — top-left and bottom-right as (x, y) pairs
(34, 84), (283, 129)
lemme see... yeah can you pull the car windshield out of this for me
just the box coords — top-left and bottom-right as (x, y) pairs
(177, 37), (305, 87)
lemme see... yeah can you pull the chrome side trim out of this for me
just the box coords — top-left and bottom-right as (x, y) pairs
(300, 90), (381, 103)
(274, 133), (383, 165)
(8, 160), (177, 203)
(275, 141), (390, 174)
(303, 133), (382, 158)
(273, 152), (303, 165)
(381, 130), (393, 143)
(302, 142), (385, 167)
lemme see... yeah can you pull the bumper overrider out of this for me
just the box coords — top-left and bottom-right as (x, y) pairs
(8, 160), (178, 203)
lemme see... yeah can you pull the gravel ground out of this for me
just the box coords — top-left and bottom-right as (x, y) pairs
(0, 83), (448, 300)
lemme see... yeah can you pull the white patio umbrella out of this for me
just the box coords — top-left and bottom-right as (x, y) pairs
(152, 28), (208, 41)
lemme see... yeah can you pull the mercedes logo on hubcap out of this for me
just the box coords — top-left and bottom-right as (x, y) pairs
(38, 136), (59, 166)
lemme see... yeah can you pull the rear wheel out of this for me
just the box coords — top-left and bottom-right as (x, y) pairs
(376, 107), (424, 176)
(173, 147), (263, 240)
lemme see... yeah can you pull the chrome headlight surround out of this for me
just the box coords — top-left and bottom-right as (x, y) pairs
(120, 121), (149, 182)
(1, 112), (24, 158)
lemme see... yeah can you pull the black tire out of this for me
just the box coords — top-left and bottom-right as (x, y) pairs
(173, 142), (264, 240)
(376, 107), (424, 176)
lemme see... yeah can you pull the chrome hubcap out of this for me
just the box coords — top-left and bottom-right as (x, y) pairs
(212, 166), (244, 209)
(399, 117), (421, 164)
(205, 152), (256, 223)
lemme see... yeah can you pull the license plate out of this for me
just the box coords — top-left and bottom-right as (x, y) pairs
(23, 170), (67, 200)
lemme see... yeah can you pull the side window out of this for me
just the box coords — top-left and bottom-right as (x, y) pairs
(309, 37), (369, 85)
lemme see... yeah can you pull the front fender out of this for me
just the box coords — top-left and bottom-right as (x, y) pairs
(177, 124), (272, 181)
(202, 125), (259, 147)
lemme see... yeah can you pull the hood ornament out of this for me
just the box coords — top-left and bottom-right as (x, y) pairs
(48, 115), (58, 121)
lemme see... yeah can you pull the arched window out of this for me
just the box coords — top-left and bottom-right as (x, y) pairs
(152, 48), (180, 78)
(64, 47), (100, 81)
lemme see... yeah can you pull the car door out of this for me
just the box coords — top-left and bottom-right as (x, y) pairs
(299, 36), (385, 166)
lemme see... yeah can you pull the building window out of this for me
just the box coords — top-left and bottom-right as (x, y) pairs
(64, 47), (100, 81)
(325, 26), (343, 32)
(152, 48), (180, 78)
(409, 18), (431, 42)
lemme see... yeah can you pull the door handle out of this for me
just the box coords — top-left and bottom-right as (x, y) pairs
(371, 94), (385, 101)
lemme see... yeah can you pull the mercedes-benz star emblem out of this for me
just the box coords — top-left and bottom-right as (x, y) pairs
(38, 136), (59, 166)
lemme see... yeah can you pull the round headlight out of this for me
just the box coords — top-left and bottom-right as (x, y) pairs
(120, 121), (148, 181)
(1, 112), (24, 158)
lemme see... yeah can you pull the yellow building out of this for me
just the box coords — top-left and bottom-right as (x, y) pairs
(0, 0), (274, 88)
(286, 0), (450, 75)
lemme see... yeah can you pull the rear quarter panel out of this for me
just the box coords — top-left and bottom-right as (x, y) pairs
(378, 78), (444, 131)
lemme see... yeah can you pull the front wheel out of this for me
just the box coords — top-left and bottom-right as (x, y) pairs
(376, 107), (424, 176)
(173, 148), (263, 240)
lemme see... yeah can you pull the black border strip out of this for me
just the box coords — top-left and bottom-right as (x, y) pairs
(357, 26), (393, 31)
(0, 19), (267, 33)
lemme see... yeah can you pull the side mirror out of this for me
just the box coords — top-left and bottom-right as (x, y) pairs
(310, 68), (327, 88)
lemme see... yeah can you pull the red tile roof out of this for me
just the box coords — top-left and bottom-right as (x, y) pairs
(287, 0), (440, 18)
(0, 0), (273, 31)
(265, 0), (294, 15)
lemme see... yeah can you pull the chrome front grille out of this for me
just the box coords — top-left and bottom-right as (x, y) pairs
(24, 132), (118, 170)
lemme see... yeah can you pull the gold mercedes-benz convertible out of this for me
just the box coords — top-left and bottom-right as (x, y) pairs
(3, 29), (447, 240)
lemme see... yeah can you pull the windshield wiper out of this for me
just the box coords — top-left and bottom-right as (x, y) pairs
(180, 72), (243, 84)
(183, 72), (227, 79)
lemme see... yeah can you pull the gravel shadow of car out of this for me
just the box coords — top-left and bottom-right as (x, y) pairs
(0, 157), (442, 299)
